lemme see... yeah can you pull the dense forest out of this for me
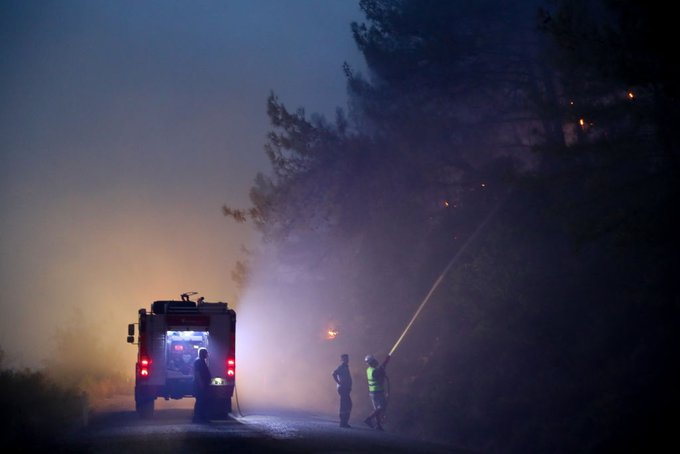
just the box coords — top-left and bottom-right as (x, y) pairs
(225, 1), (678, 452)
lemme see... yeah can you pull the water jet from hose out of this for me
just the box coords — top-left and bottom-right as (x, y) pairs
(388, 190), (511, 357)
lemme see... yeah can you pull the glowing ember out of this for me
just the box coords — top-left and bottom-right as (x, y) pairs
(327, 329), (338, 339)
(443, 200), (449, 207)
(579, 118), (585, 127)
(628, 91), (635, 99)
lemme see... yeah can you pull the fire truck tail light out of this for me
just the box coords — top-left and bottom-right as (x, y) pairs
(139, 357), (151, 377)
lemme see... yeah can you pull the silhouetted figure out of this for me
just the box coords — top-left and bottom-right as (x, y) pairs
(332, 353), (353, 428)
(193, 347), (211, 423)
(363, 354), (390, 431)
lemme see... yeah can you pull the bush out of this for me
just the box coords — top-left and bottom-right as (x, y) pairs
(0, 366), (84, 449)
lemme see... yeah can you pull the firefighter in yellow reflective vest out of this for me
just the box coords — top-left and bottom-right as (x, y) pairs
(363, 354), (390, 430)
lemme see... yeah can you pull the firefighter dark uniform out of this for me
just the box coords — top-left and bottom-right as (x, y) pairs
(193, 348), (211, 423)
(332, 353), (353, 428)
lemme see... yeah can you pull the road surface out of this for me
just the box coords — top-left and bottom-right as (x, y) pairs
(60, 397), (473, 453)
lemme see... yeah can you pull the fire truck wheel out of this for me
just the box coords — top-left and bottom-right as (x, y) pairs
(209, 397), (232, 419)
(136, 398), (155, 419)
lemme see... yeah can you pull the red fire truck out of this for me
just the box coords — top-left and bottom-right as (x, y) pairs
(127, 292), (236, 418)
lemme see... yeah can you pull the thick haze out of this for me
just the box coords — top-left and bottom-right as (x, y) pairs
(3, 2), (677, 451)
(0, 0), (366, 372)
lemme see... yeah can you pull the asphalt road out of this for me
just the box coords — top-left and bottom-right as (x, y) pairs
(61, 398), (472, 453)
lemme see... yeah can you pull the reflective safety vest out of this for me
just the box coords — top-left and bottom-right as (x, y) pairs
(366, 366), (384, 392)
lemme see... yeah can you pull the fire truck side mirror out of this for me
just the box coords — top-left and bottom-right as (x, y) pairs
(126, 335), (134, 343)
(128, 324), (135, 336)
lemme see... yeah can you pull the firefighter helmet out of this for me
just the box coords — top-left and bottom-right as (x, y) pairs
(365, 354), (378, 365)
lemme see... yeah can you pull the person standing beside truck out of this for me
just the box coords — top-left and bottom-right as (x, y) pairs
(193, 347), (211, 423)
(332, 353), (353, 428)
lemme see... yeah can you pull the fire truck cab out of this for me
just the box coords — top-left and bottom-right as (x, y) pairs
(127, 293), (236, 419)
